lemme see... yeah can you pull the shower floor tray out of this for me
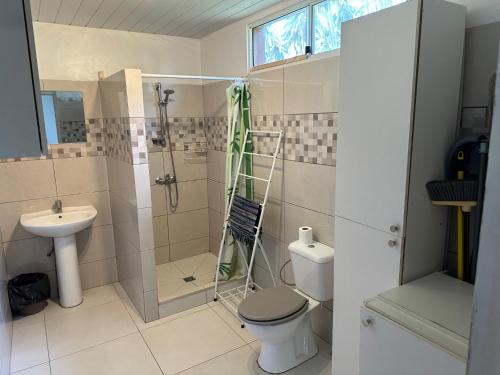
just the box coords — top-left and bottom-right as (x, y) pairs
(156, 252), (243, 317)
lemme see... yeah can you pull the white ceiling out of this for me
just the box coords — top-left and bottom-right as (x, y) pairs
(30, 0), (283, 39)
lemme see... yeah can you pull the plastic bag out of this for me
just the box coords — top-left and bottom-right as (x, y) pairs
(8, 273), (50, 316)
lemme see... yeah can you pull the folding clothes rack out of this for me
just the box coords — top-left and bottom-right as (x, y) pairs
(213, 129), (283, 317)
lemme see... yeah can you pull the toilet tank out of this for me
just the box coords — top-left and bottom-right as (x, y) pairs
(288, 241), (334, 302)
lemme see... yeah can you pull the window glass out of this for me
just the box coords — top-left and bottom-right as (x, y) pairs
(252, 7), (308, 66)
(313, 0), (406, 53)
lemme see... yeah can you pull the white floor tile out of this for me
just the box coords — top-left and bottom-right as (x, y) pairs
(51, 333), (162, 375)
(12, 362), (51, 375)
(45, 300), (137, 359)
(174, 253), (217, 278)
(158, 279), (201, 302)
(177, 345), (262, 375)
(117, 281), (210, 330)
(142, 308), (245, 374)
(209, 302), (256, 343)
(156, 262), (185, 285)
(12, 312), (44, 329)
(180, 343), (332, 375)
(44, 284), (120, 321)
(10, 322), (48, 373)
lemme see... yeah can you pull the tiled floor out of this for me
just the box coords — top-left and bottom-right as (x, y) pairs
(157, 253), (218, 302)
(11, 283), (331, 374)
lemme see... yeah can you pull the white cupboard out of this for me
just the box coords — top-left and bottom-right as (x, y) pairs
(359, 273), (471, 375)
(333, 0), (466, 374)
(359, 308), (466, 375)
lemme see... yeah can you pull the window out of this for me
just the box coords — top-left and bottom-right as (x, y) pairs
(252, 7), (309, 67)
(250, 0), (405, 67)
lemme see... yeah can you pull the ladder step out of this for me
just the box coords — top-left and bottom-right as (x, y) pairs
(248, 130), (282, 135)
(239, 173), (269, 182)
(243, 152), (274, 158)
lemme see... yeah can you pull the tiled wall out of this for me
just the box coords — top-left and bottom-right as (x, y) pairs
(100, 70), (158, 322)
(204, 55), (339, 343)
(0, 79), (118, 299)
(143, 82), (210, 265)
(0, 231), (12, 375)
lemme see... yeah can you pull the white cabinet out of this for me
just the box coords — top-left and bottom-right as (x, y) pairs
(359, 273), (472, 375)
(334, 0), (419, 237)
(0, 0), (46, 158)
(333, 217), (401, 375)
(333, 1), (466, 374)
(359, 308), (466, 375)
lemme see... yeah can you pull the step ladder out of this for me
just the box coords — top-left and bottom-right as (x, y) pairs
(213, 129), (283, 318)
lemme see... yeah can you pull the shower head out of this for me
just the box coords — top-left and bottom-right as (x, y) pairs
(163, 89), (175, 104)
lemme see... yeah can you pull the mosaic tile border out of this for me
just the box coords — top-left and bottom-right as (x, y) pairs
(205, 113), (338, 166)
(49, 118), (105, 159)
(205, 117), (228, 152)
(145, 117), (207, 153)
(130, 118), (148, 164)
(282, 113), (338, 166)
(0, 119), (105, 163)
(103, 118), (132, 164)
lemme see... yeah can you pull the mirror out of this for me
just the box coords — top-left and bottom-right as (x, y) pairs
(41, 91), (86, 144)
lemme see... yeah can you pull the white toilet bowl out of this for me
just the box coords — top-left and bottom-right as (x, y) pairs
(238, 240), (334, 373)
(239, 287), (320, 373)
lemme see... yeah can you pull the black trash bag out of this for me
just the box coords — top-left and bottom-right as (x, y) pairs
(8, 273), (50, 316)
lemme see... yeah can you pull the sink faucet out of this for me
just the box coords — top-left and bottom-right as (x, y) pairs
(53, 200), (62, 214)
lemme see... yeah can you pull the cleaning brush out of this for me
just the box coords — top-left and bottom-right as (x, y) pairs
(426, 180), (478, 202)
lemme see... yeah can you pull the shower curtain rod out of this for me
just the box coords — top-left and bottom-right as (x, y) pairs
(141, 73), (246, 82)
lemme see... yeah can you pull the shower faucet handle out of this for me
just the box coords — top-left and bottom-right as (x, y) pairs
(165, 174), (176, 184)
(155, 175), (176, 185)
(155, 176), (166, 185)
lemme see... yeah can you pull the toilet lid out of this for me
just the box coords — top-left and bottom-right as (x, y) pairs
(238, 287), (308, 324)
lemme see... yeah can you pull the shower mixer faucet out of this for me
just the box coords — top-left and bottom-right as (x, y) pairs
(155, 174), (176, 185)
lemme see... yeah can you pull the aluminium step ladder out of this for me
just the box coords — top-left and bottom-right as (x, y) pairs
(213, 129), (283, 319)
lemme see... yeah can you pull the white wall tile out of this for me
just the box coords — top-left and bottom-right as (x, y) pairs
(284, 160), (336, 216)
(53, 156), (109, 195)
(0, 198), (54, 242)
(0, 160), (56, 203)
(76, 225), (116, 264)
(79, 257), (118, 290)
(59, 190), (112, 227)
(168, 209), (209, 244)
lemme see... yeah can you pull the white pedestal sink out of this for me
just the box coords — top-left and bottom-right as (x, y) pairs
(20, 206), (97, 308)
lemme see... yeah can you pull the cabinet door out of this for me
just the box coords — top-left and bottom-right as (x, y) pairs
(333, 217), (402, 375)
(335, 0), (420, 235)
(0, 0), (45, 158)
(360, 308), (466, 375)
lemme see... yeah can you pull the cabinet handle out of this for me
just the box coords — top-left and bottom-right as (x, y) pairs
(388, 240), (397, 247)
(362, 318), (372, 327)
(389, 225), (399, 233)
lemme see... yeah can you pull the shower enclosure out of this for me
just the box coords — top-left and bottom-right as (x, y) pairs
(141, 73), (242, 316)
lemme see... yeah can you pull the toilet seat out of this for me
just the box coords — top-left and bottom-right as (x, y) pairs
(238, 287), (309, 325)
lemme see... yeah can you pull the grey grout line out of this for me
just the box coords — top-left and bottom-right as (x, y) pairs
(171, 343), (253, 375)
(136, 330), (165, 375)
(207, 302), (256, 345)
(42, 310), (53, 374)
(115, 292), (166, 375)
(48, 332), (139, 364)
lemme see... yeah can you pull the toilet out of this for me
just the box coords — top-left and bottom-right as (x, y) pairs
(238, 240), (334, 373)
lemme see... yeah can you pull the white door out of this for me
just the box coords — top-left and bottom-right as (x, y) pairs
(333, 217), (402, 375)
(360, 308), (466, 375)
(335, 0), (420, 235)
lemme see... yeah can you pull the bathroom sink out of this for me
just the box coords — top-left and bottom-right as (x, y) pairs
(20, 205), (97, 308)
(20, 206), (97, 238)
